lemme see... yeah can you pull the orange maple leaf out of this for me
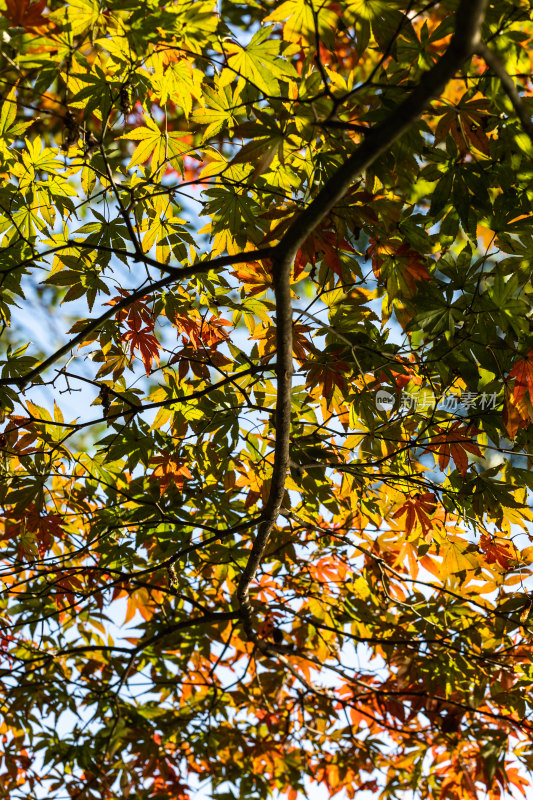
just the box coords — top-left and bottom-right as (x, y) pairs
(252, 321), (313, 364)
(107, 289), (154, 330)
(503, 389), (532, 439)
(149, 453), (193, 496)
(503, 353), (533, 437)
(426, 422), (481, 476)
(501, 766), (529, 797)
(173, 313), (231, 350)
(393, 492), (437, 538)
(230, 260), (272, 296)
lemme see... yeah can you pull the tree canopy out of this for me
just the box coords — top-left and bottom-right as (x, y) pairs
(2, 0), (533, 798)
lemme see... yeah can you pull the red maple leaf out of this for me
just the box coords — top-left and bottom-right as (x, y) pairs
(4, 503), (63, 558)
(393, 492), (437, 537)
(122, 324), (161, 376)
(295, 225), (356, 278)
(509, 348), (533, 405)
(479, 534), (514, 570)
(367, 238), (431, 291)
(306, 349), (350, 400)
(378, 355), (422, 391)
(2, 0), (53, 32)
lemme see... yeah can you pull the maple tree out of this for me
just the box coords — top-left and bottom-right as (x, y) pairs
(2, 0), (533, 798)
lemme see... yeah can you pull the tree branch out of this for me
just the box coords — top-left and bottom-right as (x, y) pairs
(236, 0), (488, 633)
(476, 40), (533, 143)
(0, 247), (275, 388)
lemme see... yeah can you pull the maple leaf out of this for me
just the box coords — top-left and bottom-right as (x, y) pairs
(479, 534), (514, 570)
(378, 355), (422, 391)
(367, 238), (431, 293)
(107, 289), (154, 331)
(425, 422), (482, 475)
(54, 570), (83, 611)
(252, 321), (313, 363)
(306, 349), (350, 400)
(149, 453), (193, 496)
(503, 389), (532, 438)
(173, 313), (231, 350)
(509, 347), (533, 405)
(0, 631), (15, 667)
(2, 0), (54, 32)
(503, 355), (533, 438)
(500, 767), (529, 798)
(120, 118), (191, 173)
(434, 93), (491, 155)
(150, 761), (190, 800)
(122, 324), (161, 376)
(4, 503), (63, 558)
(295, 223), (357, 278)
(230, 260), (272, 296)
(307, 554), (347, 588)
(255, 708), (281, 732)
(257, 611), (283, 641)
(392, 492), (437, 539)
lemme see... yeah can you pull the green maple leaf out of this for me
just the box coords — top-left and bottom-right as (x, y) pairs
(222, 26), (297, 95)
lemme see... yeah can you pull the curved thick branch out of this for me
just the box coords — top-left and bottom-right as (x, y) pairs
(236, 0), (488, 632)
